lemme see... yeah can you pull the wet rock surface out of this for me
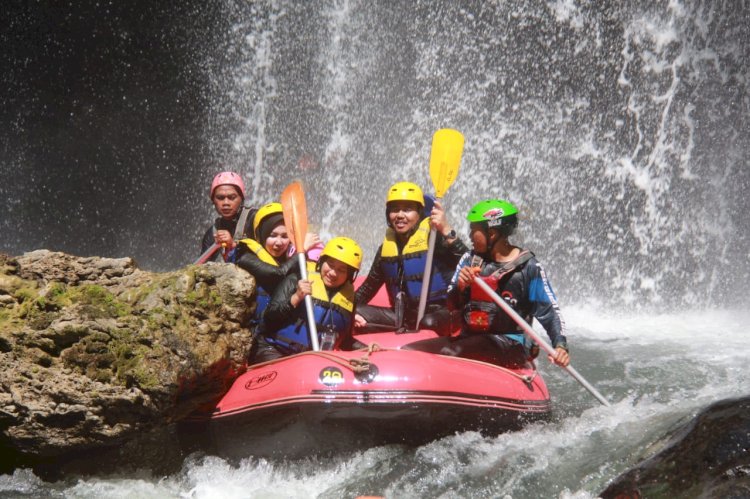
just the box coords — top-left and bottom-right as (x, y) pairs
(601, 395), (750, 498)
(0, 250), (256, 475)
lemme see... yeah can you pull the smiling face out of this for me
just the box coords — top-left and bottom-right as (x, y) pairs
(387, 201), (421, 236)
(212, 185), (243, 220)
(320, 257), (350, 288)
(264, 222), (291, 258)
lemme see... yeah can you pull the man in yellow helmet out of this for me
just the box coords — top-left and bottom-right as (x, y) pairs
(354, 181), (468, 335)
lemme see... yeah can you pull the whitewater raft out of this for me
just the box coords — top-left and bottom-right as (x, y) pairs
(184, 285), (551, 460)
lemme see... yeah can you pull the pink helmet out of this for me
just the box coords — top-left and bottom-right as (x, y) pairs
(210, 171), (246, 199)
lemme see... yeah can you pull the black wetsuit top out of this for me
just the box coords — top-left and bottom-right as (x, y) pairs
(199, 207), (257, 262)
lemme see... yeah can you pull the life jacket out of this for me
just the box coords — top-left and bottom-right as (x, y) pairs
(238, 238), (279, 323)
(380, 217), (449, 306)
(463, 250), (535, 335)
(266, 273), (355, 353)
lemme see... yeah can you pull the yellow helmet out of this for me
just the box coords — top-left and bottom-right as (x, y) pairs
(320, 236), (363, 270)
(386, 181), (424, 208)
(253, 202), (283, 239)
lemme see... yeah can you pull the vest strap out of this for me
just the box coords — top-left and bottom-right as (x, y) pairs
(233, 205), (253, 241)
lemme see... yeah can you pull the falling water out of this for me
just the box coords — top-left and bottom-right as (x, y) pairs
(204, 0), (749, 309)
(1, 0), (748, 497)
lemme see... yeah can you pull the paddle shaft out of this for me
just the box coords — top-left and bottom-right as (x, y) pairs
(297, 252), (320, 351)
(416, 128), (464, 328)
(281, 181), (320, 352)
(416, 203), (441, 328)
(473, 278), (611, 407)
(194, 243), (224, 265)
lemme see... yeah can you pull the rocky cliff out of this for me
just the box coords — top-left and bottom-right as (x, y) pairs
(0, 250), (256, 474)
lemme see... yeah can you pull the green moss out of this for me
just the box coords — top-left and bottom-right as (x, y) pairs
(182, 290), (199, 306)
(15, 288), (61, 329)
(140, 307), (176, 331)
(13, 287), (36, 304)
(131, 365), (159, 389)
(104, 327), (160, 390)
(27, 311), (55, 330)
(46, 282), (71, 308)
(125, 274), (180, 304)
(173, 313), (192, 337)
(92, 369), (112, 383)
(69, 284), (131, 318)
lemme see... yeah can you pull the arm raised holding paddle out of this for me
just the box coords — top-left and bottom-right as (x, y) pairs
(354, 129), (468, 334)
(427, 199), (459, 245)
(416, 128), (465, 328)
(353, 181), (468, 335)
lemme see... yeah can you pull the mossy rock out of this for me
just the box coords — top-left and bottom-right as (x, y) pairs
(0, 251), (256, 466)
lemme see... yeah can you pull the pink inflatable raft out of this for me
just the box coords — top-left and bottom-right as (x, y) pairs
(186, 283), (551, 459)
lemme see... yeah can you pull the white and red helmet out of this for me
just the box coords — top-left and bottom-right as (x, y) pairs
(210, 171), (246, 199)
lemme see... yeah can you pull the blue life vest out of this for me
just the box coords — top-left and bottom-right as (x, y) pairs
(379, 217), (449, 306)
(267, 273), (355, 353)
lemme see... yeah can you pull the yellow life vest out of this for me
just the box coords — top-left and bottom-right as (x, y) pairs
(309, 273), (355, 314)
(378, 218), (449, 304)
(381, 217), (431, 258)
(238, 238), (278, 266)
(239, 238), (318, 273)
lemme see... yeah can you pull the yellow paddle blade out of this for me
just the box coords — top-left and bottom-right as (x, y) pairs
(280, 181), (308, 249)
(429, 128), (464, 198)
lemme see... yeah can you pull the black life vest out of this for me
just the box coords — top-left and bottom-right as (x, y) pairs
(463, 250), (534, 335)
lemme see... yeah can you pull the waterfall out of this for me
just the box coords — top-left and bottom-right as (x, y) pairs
(2, 2), (749, 496)
(205, 1), (749, 309)
(1, 1), (746, 306)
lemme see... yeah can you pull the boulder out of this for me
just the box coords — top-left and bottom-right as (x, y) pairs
(600, 395), (750, 498)
(0, 250), (256, 473)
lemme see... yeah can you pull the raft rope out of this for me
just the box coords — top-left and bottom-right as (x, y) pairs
(245, 343), (382, 374)
(348, 342), (383, 372)
(244, 342), (537, 383)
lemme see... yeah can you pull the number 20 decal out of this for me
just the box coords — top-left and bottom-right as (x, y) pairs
(319, 366), (344, 386)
